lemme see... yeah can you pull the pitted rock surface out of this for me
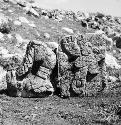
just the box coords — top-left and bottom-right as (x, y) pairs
(58, 34), (107, 97)
(6, 40), (56, 97)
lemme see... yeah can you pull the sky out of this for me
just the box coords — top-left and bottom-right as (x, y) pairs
(34, 0), (121, 17)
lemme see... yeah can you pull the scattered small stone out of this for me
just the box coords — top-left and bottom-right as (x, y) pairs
(19, 16), (29, 24)
(8, 10), (13, 13)
(31, 2), (40, 8)
(7, 34), (13, 39)
(44, 16), (49, 20)
(28, 23), (36, 27)
(15, 33), (24, 44)
(44, 33), (50, 39)
(0, 47), (9, 55)
(62, 27), (74, 34)
(13, 20), (22, 26)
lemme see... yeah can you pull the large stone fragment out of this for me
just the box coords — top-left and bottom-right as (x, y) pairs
(58, 34), (107, 97)
(6, 40), (56, 97)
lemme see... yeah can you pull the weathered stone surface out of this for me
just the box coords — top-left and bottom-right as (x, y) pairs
(6, 70), (54, 97)
(57, 34), (107, 97)
(6, 40), (56, 97)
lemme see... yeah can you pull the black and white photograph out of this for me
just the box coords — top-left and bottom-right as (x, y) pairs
(0, 0), (121, 124)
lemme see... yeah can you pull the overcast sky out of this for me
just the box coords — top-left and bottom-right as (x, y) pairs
(34, 0), (121, 16)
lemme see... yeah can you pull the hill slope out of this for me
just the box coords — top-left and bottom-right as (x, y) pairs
(0, 0), (121, 125)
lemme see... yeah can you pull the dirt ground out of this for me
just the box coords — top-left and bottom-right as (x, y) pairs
(0, 90), (121, 125)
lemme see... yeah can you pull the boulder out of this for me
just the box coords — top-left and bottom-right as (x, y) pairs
(57, 34), (107, 97)
(6, 40), (56, 97)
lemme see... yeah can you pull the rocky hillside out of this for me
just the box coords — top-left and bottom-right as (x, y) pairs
(0, 0), (121, 125)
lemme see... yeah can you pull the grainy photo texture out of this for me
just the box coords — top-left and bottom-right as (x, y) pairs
(0, 0), (121, 124)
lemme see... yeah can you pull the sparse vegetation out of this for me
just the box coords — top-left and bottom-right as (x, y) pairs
(0, 0), (121, 125)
